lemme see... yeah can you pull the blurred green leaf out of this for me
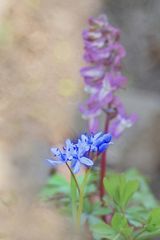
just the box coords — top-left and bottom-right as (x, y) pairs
(90, 221), (117, 240)
(111, 213), (133, 238)
(146, 208), (160, 231)
(126, 207), (149, 227)
(93, 207), (112, 216)
(104, 173), (139, 210)
(125, 169), (158, 209)
(47, 174), (69, 186)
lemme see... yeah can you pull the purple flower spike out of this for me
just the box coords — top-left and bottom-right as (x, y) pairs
(80, 14), (137, 138)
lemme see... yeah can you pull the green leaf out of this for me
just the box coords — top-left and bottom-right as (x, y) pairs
(134, 208), (160, 240)
(47, 174), (69, 186)
(146, 208), (160, 231)
(93, 207), (112, 216)
(104, 173), (139, 210)
(111, 213), (127, 230)
(111, 213), (133, 238)
(90, 221), (117, 240)
(126, 207), (149, 227)
(122, 180), (139, 208)
(135, 229), (160, 240)
(40, 173), (70, 200)
(40, 185), (69, 200)
(125, 169), (158, 209)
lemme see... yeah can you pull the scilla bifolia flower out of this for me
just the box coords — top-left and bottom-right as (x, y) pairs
(47, 132), (112, 173)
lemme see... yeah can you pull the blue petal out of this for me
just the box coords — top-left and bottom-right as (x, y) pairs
(72, 161), (80, 174)
(77, 139), (90, 156)
(51, 147), (61, 156)
(103, 133), (112, 143)
(47, 159), (64, 166)
(81, 134), (88, 143)
(98, 143), (109, 152)
(95, 134), (112, 147)
(71, 158), (77, 168)
(80, 157), (93, 166)
(94, 132), (102, 139)
(65, 139), (72, 148)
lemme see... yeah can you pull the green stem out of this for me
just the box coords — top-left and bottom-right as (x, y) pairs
(133, 229), (146, 240)
(71, 175), (77, 221)
(77, 169), (90, 228)
(113, 233), (121, 240)
(66, 162), (80, 194)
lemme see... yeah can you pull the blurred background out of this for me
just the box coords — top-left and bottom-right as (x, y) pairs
(0, 0), (160, 238)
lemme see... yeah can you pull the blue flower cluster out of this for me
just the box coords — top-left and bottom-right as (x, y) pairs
(47, 132), (112, 174)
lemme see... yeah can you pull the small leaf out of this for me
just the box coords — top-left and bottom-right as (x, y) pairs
(91, 222), (117, 240)
(93, 207), (112, 216)
(47, 174), (69, 186)
(146, 208), (160, 231)
(104, 173), (139, 210)
(112, 213), (133, 239)
(111, 213), (127, 231)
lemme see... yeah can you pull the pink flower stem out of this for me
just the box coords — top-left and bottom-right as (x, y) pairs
(99, 114), (110, 202)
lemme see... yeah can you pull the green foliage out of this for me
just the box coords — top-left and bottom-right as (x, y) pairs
(91, 213), (133, 240)
(41, 170), (160, 240)
(91, 221), (117, 240)
(40, 174), (70, 201)
(125, 169), (158, 209)
(90, 171), (160, 240)
(104, 173), (139, 210)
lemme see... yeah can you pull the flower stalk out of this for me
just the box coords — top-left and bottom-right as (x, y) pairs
(100, 115), (110, 201)
(66, 162), (80, 194)
(77, 169), (91, 228)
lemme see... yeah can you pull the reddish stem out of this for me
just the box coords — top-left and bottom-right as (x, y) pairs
(99, 115), (109, 201)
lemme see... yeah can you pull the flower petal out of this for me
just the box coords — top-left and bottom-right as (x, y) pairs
(80, 157), (93, 166)
(94, 132), (102, 139)
(51, 147), (61, 156)
(103, 133), (112, 143)
(47, 159), (64, 166)
(98, 143), (109, 152)
(72, 161), (80, 174)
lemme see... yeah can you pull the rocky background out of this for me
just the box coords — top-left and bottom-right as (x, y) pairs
(0, 0), (160, 239)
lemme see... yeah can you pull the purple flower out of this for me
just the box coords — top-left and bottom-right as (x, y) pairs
(109, 113), (138, 138)
(107, 72), (127, 90)
(88, 116), (99, 133)
(80, 66), (105, 89)
(80, 14), (136, 137)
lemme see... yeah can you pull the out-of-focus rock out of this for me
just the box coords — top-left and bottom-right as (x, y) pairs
(0, 0), (102, 195)
(106, 0), (160, 93)
(0, 197), (84, 240)
(107, 89), (160, 177)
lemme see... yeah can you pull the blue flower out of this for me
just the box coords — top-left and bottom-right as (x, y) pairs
(47, 139), (75, 166)
(71, 139), (93, 174)
(47, 132), (112, 173)
(93, 133), (112, 152)
(81, 132), (112, 153)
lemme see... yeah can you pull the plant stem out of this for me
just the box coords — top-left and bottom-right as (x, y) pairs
(71, 175), (77, 221)
(133, 229), (146, 240)
(99, 115), (110, 201)
(77, 169), (90, 228)
(66, 162), (80, 194)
